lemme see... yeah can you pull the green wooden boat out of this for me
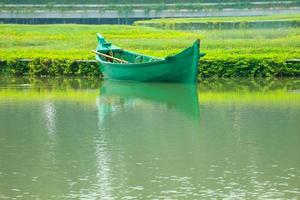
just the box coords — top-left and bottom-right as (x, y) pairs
(95, 33), (205, 83)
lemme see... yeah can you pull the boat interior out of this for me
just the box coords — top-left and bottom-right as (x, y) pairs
(98, 49), (161, 64)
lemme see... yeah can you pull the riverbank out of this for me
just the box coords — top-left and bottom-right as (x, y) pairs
(0, 24), (299, 78)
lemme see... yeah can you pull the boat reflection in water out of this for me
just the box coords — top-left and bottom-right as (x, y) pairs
(97, 80), (200, 125)
(95, 81), (201, 199)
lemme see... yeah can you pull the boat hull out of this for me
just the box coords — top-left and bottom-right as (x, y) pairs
(96, 37), (203, 83)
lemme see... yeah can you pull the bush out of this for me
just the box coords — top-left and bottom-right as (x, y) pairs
(198, 58), (300, 79)
(1, 58), (100, 77)
(75, 62), (100, 77)
(1, 58), (299, 78)
(6, 59), (30, 76)
(29, 58), (52, 76)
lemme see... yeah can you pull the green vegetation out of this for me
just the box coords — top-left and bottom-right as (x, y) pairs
(135, 14), (300, 30)
(0, 24), (299, 78)
(0, 24), (198, 60)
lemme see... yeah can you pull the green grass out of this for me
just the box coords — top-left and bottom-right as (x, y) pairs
(0, 24), (299, 60)
(0, 24), (199, 60)
(0, 24), (299, 77)
(199, 28), (300, 60)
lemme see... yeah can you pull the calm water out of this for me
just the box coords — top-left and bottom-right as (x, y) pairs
(0, 77), (299, 199)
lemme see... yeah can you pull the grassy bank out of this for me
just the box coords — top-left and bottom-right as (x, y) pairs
(134, 14), (300, 30)
(0, 24), (299, 78)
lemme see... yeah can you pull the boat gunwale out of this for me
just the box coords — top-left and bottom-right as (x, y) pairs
(96, 49), (166, 67)
(96, 44), (196, 68)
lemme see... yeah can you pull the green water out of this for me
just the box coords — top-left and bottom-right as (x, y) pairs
(0, 77), (299, 199)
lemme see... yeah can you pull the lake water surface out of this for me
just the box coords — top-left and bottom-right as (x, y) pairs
(0, 77), (299, 199)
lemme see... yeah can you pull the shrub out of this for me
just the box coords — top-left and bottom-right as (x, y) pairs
(6, 59), (30, 76)
(1, 58), (101, 77)
(1, 58), (299, 79)
(198, 58), (300, 79)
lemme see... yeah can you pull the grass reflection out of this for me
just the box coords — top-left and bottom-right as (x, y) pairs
(0, 77), (299, 107)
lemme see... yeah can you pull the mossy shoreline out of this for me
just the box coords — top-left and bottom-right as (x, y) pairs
(1, 57), (299, 79)
(0, 59), (100, 77)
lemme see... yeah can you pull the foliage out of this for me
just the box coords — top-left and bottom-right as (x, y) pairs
(28, 59), (99, 76)
(1, 57), (299, 78)
(0, 24), (299, 77)
(1, 59), (100, 77)
(4, 60), (29, 76)
(75, 62), (100, 77)
(199, 58), (300, 79)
